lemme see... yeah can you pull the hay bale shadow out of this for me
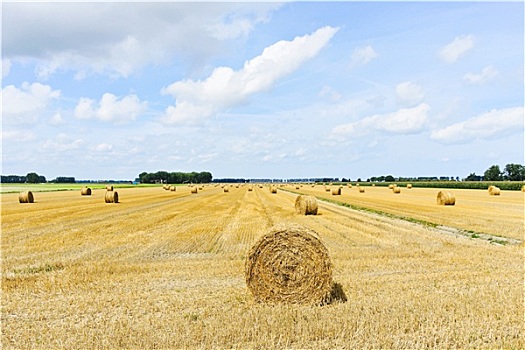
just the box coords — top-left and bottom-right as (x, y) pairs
(324, 282), (347, 305)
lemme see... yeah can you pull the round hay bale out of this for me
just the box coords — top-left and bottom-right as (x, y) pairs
(296, 185), (300, 190)
(106, 185), (114, 191)
(437, 191), (455, 205)
(295, 195), (318, 215)
(359, 187), (365, 193)
(388, 184), (395, 189)
(522, 185), (525, 192)
(331, 187), (341, 195)
(347, 184), (352, 188)
(19, 191), (34, 203)
(170, 186), (176, 191)
(488, 186), (501, 196)
(270, 186), (277, 194)
(245, 224), (333, 305)
(224, 187), (229, 193)
(191, 187), (198, 194)
(105, 191), (119, 203)
(392, 187), (401, 194)
(324, 187), (330, 192)
(80, 187), (92, 196)
(407, 184), (412, 189)
(248, 186), (253, 191)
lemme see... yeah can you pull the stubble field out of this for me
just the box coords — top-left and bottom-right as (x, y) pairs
(2, 184), (524, 349)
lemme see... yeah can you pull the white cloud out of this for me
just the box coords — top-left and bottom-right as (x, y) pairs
(2, 82), (60, 124)
(1, 129), (36, 142)
(395, 81), (424, 106)
(349, 45), (377, 68)
(331, 103), (430, 139)
(74, 93), (147, 124)
(439, 34), (475, 63)
(463, 65), (498, 84)
(161, 26), (339, 125)
(42, 133), (84, 152)
(319, 86), (342, 102)
(49, 113), (65, 126)
(4, 3), (280, 79)
(430, 106), (523, 144)
(92, 143), (113, 152)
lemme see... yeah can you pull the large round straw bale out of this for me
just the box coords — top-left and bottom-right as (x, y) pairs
(359, 187), (365, 193)
(224, 187), (229, 193)
(270, 186), (277, 194)
(191, 187), (198, 194)
(437, 191), (455, 205)
(347, 184), (352, 188)
(488, 186), (501, 196)
(392, 187), (401, 194)
(295, 195), (318, 215)
(407, 184), (412, 189)
(105, 191), (119, 203)
(331, 187), (341, 195)
(248, 186), (253, 191)
(80, 187), (92, 196)
(388, 184), (395, 189)
(106, 185), (113, 191)
(245, 224), (333, 305)
(19, 191), (34, 203)
(170, 186), (176, 191)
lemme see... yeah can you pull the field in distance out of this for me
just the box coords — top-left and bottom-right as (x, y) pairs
(2, 185), (523, 348)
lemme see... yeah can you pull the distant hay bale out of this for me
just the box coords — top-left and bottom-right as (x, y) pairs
(19, 191), (34, 203)
(347, 184), (352, 188)
(296, 185), (300, 190)
(104, 191), (119, 203)
(392, 187), (401, 194)
(191, 187), (198, 194)
(170, 186), (176, 191)
(295, 195), (318, 215)
(106, 185), (113, 191)
(488, 186), (501, 196)
(325, 187), (330, 192)
(407, 184), (412, 189)
(359, 187), (365, 193)
(80, 187), (92, 196)
(437, 191), (455, 205)
(224, 187), (229, 193)
(245, 224), (333, 305)
(522, 185), (525, 192)
(270, 186), (277, 194)
(388, 184), (395, 189)
(248, 186), (253, 191)
(331, 187), (341, 195)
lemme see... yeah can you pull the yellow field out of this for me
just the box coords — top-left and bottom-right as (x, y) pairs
(2, 185), (523, 348)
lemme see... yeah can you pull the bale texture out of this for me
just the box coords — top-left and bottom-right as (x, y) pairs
(104, 191), (119, 203)
(19, 191), (34, 203)
(437, 191), (455, 205)
(294, 195), (318, 215)
(106, 185), (113, 191)
(331, 187), (341, 195)
(245, 224), (333, 305)
(80, 187), (92, 196)
(488, 186), (501, 196)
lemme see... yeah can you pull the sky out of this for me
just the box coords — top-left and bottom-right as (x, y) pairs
(2, 1), (524, 181)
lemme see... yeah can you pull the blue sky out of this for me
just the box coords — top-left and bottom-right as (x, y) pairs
(2, 1), (523, 181)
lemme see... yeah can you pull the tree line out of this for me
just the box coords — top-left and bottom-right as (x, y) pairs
(138, 171), (212, 184)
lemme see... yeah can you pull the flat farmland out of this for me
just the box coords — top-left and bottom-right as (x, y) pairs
(2, 185), (523, 349)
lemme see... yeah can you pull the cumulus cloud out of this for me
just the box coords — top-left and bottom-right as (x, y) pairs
(331, 103), (430, 139)
(42, 133), (84, 152)
(463, 65), (498, 84)
(74, 93), (147, 124)
(430, 106), (523, 144)
(3, 3), (281, 79)
(2, 82), (60, 124)
(349, 45), (377, 68)
(160, 26), (339, 125)
(439, 34), (475, 63)
(395, 81), (424, 106)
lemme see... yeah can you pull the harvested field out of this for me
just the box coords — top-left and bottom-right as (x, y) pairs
(2, 185), (523, 349)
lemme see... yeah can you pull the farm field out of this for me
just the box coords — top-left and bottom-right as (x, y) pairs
(2, 185), (523, 349)
(291, 184), (525, 241)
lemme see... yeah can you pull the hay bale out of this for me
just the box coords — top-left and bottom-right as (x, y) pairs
(270, 186), (277, 194)
(437, 191), (455, 205)
(347, 184), (352, 188)
(19, 191), (34, 203)
(407, 184), (412, 189)
(324, 186), (330, 192)
(170, 186), (176, 191)
(488, 186), (501, 196)
(392, 187), (401, 194)
(105, 191), (119, 203)
(296, 185), (300, 190)
(522, 185), (525, 192)
(359, 187), (365, 193)
(106, 185), (113, 191)
(224, 187), (229, 193)
(388, 184), (395, 189)
(248, 186), (253, 191)
(295, 195), (318, 215)
(191, 187), (198, 194)
(331, 187), (341, 195)
(80, 187), (92, 196)
(245, 224), (333, 305)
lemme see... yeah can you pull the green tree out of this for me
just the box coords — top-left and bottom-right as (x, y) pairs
(503, 163), (525, 181)
(26, 172), (40, 183)
(385, 175), (395, 182)
(484, 165), (503, 181)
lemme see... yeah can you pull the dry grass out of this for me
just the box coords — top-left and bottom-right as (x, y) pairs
(2, 186), (523, 349)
